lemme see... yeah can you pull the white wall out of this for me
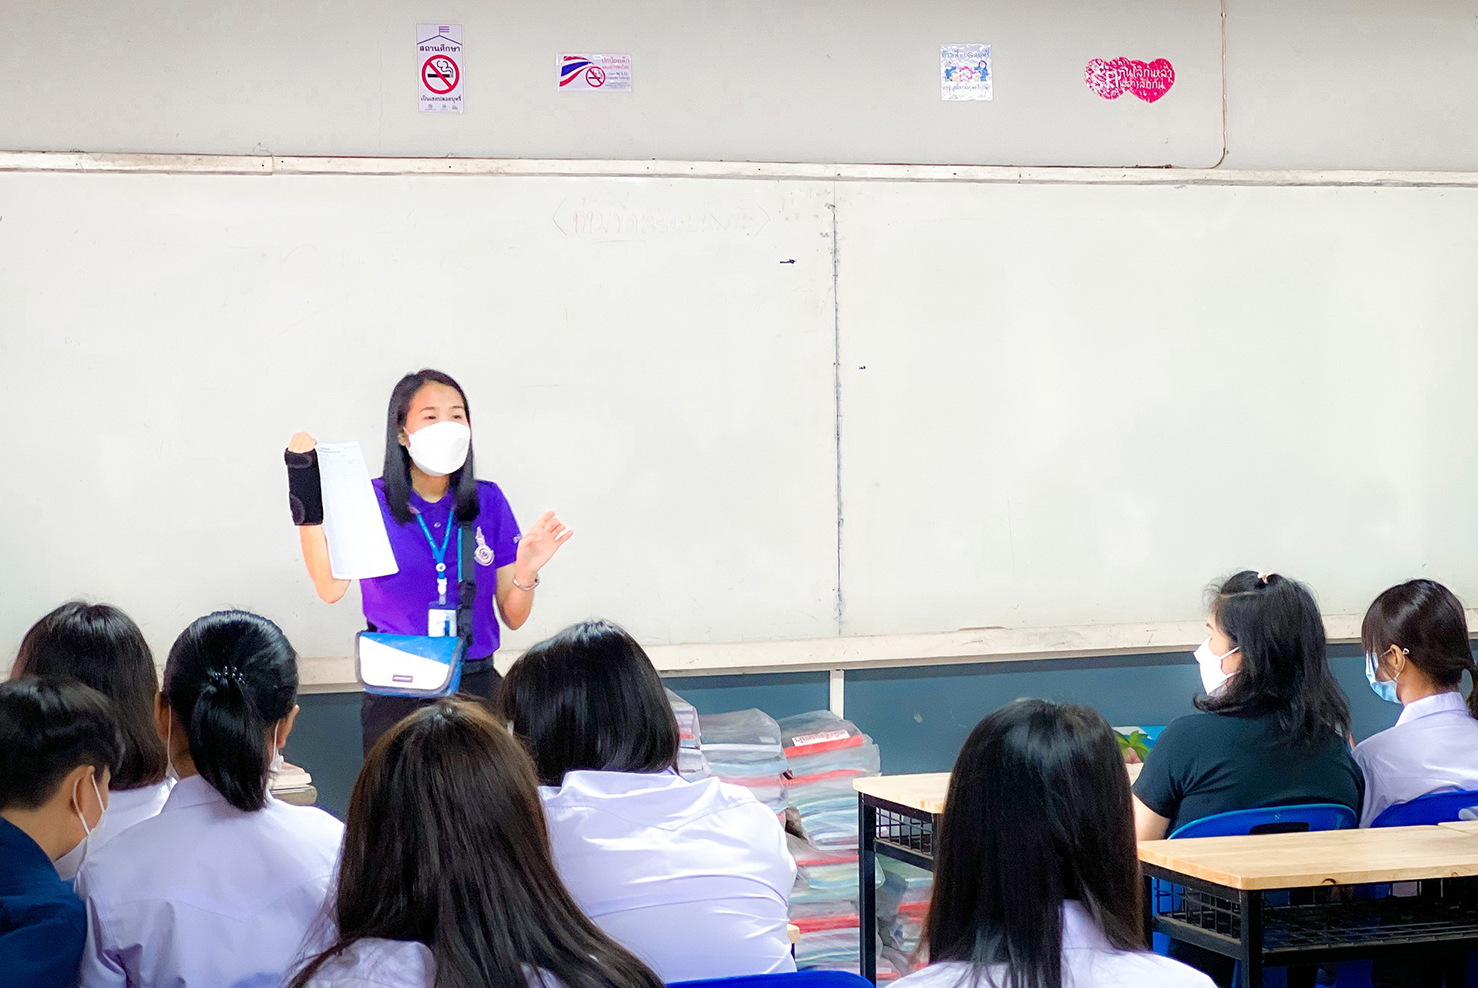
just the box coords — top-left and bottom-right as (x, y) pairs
(3, 1), (1474, 168)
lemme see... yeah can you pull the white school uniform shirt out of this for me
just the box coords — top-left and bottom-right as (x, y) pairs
(74, 774), (344, 988)
(893, 902), (1215, 988)
(1354, 690), (1478, 827)
(539, 769), (797, 983)
(92, 780), (173, 853)
(298, 938), (566, 988)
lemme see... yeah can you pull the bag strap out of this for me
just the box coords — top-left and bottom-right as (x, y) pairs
(456, 520), (478, 650)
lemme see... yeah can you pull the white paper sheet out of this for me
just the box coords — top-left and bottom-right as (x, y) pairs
(317, 441), (399, 580)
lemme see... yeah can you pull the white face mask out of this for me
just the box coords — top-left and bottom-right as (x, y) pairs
(269, 725), (285, 777)
(54, 773), (106, 881)
(165, 714), (179, 782)
(1194, 638), (1240, 697)
(406, 420), (471, 478)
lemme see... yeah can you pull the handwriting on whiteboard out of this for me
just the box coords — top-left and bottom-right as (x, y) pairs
(553, 197), (770, 237)
(1084, 57), (1175, 103)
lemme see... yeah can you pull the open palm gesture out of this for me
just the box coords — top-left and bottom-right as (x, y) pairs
(515, 510), (573, 576)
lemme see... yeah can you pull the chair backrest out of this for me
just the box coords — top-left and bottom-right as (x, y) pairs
(1370, 789), (1478, 828)
(1168, 803), (1357, 839)
(669, 975), (874, 988)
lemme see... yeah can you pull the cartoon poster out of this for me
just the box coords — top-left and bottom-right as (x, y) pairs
(941, 44), (991, 101)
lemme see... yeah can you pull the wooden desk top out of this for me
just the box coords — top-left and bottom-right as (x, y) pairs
(1438, 820), (1478, 835)
(1137, 825), (1478, 890)
(854, 763), (1142, 814)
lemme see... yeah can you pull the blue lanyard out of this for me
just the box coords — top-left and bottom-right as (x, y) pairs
(415, 514), (460, 604)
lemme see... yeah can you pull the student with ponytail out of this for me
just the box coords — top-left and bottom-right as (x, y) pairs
(1354, 579), (1478, 826)
(75, 611), (344, 988)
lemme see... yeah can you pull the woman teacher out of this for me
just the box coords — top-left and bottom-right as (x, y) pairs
(286, 368), (572, 752)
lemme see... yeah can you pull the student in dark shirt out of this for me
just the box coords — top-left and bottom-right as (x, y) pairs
(0, 677), (120, 988)
(1134, 571), (1362, 840)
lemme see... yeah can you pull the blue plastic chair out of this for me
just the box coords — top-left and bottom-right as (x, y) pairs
(1153, 803), (1358, 974)
(670, 975), (872, 988)
(1167, 802), (1358, 839)
(1368, 789), (1478, 828)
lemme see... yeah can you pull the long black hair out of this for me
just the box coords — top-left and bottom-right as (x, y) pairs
(287, 698), (666, 988)
(1197, 571), (1351, 748)
(162, 610), (298, 812)
(923, 700), (1143, 988)
(496, 619), (680, 786)
(14, 601), (168, 791)
(1363, 579), (1478, 717)
(382, 369), (480, 526)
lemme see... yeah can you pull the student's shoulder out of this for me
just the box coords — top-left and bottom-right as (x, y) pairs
(1095, 948), (1217, 987)
(274, 801), (347, 839)
(1155, 710), (1232, 747)
(892, 961), (975, 988)
(8, 881), (86, 932)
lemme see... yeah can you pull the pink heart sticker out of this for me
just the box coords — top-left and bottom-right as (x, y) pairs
(1085, 57), (1175, 103)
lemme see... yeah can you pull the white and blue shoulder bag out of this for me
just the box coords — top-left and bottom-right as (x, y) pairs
(355, 523), (476, 698)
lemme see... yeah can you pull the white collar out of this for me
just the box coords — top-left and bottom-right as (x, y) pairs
(548, 769), (686, 796)
(1396, 690), (1470, 727)
(161, 774), (276, 812)
(1060, 901), (1115, 951)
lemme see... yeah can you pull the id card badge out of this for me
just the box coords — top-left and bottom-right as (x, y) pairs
(427, 605), (457, 638)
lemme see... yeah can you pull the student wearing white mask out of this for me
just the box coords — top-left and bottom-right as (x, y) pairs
(286, 368), (573, 753)
(12, 602), (173, 877)
(1354, 580), (1478, 827)
(75, 610), (344, 988)
(0, 678), (118, 988)
(1133, 572), (1362, 842)
(1133, 573), (1362, 984)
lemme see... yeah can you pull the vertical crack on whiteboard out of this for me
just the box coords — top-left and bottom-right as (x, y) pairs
(829, 186), (843, 636)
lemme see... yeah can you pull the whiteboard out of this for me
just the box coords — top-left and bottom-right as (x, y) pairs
(837, 182), (1478, 634)
(0, 171), (839, 660)
(5, 165), (1478, 669)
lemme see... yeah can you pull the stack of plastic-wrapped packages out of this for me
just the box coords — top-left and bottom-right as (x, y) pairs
(779, 711), (889, 977)
(666, 689), (710, 781)
(695, 708), (788, 818)
(877, 858), (932, 977)
(780, 711), (881, 850)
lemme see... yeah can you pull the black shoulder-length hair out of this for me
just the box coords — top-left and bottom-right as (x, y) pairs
(1363, 579), (1478, 717)
(163, 610), (299, 812)
(287, 698), (665, 988)
(495, 620), (680, 786)
(923, 699), (1143, 988)
(382, 369), (480, 526)
(1197, 570), (1351, 748)
(13, 601), (168, 791)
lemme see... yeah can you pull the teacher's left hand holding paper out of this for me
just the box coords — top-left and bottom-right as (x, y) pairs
(285, 431), (352, 603)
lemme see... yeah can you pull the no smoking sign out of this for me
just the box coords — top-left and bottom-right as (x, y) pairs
(417, 23), (463, 113)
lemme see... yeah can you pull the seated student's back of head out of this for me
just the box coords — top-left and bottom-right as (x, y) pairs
(290, 697), (664, 988)
(898, 700), (1211, 988)
(496, 620), (797, 982)
(496, 618), (679, 785)
(74, 610), (345, 988)
(14, 602), (171, 863)
(0, 678), (119, 988)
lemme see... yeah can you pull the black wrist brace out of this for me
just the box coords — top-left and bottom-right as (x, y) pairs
(285, 448), (324, 526)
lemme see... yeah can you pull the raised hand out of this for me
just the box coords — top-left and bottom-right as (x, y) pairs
(515, 510), (574, 579)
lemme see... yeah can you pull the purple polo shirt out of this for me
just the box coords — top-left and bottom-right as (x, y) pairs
(360, 478), (521, 659)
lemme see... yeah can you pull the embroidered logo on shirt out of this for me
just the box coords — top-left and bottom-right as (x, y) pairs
(474, 527), (495, 567)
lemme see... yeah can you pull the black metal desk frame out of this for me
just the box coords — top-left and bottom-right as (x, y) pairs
(860, 787), (1478, 987)
(858, 790), (939, 984)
